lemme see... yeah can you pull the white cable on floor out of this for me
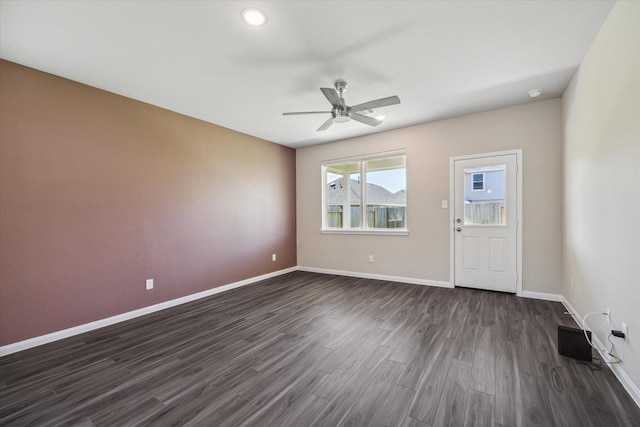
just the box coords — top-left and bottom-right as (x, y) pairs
(581, 310), (621, 363)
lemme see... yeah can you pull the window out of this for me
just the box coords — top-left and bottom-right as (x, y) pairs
(323, 154), (406, 232)
(472, 173), (484, 191)
(464, 166), (506, 225)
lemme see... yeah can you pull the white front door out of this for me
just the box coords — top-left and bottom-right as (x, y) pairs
(452, 152), (519, 293)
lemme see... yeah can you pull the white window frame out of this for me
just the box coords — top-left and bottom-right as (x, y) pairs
(321, 152), (408, 235)
(472, 172), (485, 191)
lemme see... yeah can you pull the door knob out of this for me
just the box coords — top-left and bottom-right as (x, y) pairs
(456, 227), (462, 232)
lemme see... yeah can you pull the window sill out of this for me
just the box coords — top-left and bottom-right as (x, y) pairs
(321, 229), (409, 236)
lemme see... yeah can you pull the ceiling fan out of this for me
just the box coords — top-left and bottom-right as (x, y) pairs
(283, 80), (400, 131)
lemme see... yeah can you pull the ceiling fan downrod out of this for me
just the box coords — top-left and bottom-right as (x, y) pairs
(332, 81), (350, 122)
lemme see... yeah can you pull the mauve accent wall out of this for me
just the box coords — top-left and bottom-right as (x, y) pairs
(0, 60), (297, 346)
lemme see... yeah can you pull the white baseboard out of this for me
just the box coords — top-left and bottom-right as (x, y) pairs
(520, 290), (563, 302)
(297, 266), (452, 288)
(561, 297), (640, 408)
(4, 267), (638, 410)
(560, 297), (583, 327)
(0, 266), (447, 357)
(0, 267), (297, 357)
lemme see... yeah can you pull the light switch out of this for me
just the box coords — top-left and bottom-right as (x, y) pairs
(441, 200), (448, 209)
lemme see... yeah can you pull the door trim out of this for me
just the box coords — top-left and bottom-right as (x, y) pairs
(449, 149), (523, 296)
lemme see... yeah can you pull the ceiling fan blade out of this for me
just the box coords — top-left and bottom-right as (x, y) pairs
(320, 88), (344, 107)
(350, 95), (400, 112)
(350, 112), (382, 127)
(283, 111), (331, 116)
(317, 117), (334, 131)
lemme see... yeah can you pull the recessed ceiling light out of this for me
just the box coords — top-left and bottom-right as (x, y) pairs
(375, 115), (386, 121)
(241, 8), (267, 26)
(528, 89), (542, 98)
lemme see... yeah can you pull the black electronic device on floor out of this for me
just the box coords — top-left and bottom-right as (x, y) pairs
(557, 325), (593, 361)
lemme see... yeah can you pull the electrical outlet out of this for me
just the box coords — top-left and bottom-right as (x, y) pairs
(272, 253), (276, 262)
(146, 278), (154, 290)
(621, 322), (628, 339)
(605, 308), (611, 324)
(368, 255), (374, 263)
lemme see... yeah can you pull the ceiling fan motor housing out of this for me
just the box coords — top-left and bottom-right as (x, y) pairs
(332, 107), (350, 123)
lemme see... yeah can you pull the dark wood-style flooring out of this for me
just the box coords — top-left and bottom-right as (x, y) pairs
(1, 271), (639, 426)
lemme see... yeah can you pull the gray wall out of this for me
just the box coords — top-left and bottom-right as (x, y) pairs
(562, 0), (640, 398)
(297, 98), (563, 294)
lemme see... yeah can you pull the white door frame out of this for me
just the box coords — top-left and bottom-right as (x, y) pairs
(449, 149), (523, 296)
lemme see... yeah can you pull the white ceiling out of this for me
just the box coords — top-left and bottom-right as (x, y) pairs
(0, 1), (615, 148)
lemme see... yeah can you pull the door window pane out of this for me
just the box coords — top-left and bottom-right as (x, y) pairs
(464, 165), (506, 225)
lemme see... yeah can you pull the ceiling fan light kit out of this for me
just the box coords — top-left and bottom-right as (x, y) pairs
(283, 80), (400, 132)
